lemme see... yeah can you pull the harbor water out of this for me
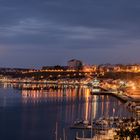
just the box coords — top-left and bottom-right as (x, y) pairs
(0, 83), (134, 140)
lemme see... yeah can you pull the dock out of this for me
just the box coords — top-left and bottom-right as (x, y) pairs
(90, 89), (140, 103)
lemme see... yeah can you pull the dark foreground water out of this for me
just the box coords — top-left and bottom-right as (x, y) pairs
(0, 84), (133, 140)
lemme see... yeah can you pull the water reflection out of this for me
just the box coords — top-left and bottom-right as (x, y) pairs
(0, 84), (134, 140)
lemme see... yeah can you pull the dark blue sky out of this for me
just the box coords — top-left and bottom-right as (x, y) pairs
(0, 0), (140, 68)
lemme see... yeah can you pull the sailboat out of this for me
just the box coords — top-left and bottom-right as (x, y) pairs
(75, 97), (94, 140)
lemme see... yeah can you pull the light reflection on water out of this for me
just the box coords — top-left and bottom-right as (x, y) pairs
(0, 84), (134, 140)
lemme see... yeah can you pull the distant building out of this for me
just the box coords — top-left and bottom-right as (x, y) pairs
(67, 59), (83, 70)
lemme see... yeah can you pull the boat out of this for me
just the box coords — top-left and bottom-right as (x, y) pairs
(70, 120), (92, 129)
(74, 95), (94, 140)
(95, 119), (108, 126)
(134, 105), (140, 113)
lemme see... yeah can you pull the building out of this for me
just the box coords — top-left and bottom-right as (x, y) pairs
(67, 59), (83, 70)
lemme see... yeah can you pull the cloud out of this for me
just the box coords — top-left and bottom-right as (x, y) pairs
(0, 0), (140, 66)
(0, 17), (139, 50)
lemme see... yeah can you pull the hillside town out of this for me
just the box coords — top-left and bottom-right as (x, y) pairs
(0, 59), (140, 100)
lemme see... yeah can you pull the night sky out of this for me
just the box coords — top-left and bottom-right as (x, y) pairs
(0, 0), (140, 68)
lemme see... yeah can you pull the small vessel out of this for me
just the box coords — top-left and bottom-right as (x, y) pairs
(74, 96), (94, 140)
(70, 120), (92, 129)
(134, 105), (140, 113)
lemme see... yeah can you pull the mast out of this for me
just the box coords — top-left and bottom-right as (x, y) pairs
(91, 96), (93, 139)
(55, 122), (58, 140)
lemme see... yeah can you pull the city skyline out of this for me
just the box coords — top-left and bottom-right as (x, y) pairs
(0, 0), (140, 68)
